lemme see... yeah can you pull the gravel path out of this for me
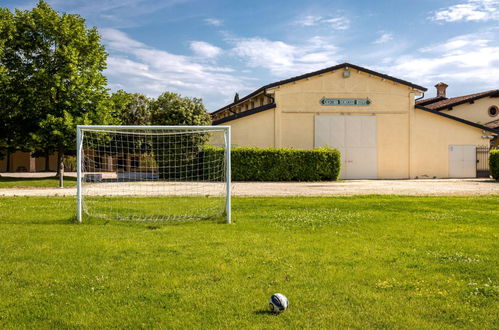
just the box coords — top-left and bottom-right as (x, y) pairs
(0, 176), (498, 196)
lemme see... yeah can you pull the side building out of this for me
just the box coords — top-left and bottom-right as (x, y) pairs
(211, 63), (498, 179)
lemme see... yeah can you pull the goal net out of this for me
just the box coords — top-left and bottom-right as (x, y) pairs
(76, 126), (231, 223)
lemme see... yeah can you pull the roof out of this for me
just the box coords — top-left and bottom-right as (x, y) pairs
(485, 118), (499, 129)
(415, 104), (498, 134)
(420, 90), (499, 111)
(211, 62), (427, 115)
(415, 96), (446, 106)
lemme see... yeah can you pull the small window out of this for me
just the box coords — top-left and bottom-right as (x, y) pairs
(94, 156), (102, 169)
(117, 157), (126, 169)
(131, 156), (139, 169)
(489, 106), (498, 117)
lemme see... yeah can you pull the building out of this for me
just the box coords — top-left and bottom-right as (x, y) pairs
(212, 63), (498, 179)
(416, 84), (499, 148)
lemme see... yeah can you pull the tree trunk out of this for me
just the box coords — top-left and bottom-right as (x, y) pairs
(44, 149), (50, 171)
(57, 146), (64, 188)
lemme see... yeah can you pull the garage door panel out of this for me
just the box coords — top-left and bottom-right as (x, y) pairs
(315, 115), (377, 179)
(449, 145), (476, 178)
(329, 116), (345, 148)
(346, 147), (377, 179)
(314, 116), (330, 147)
(361, 116), (377, 148)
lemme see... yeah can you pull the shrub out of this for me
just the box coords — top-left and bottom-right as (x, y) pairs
(202, 146), (341, 181)
(490, 150), (499, 180)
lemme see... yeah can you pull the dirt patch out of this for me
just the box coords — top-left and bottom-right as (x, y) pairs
(0, 177), (497, 197)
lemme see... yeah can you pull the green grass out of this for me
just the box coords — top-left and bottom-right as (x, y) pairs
(0, 176), (76, 188)
(0, 196), (498, 328)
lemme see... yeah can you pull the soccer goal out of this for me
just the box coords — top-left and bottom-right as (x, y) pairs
(76, 125), (231, 223)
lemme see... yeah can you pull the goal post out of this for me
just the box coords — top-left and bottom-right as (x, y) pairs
(76, 125), (231, 224)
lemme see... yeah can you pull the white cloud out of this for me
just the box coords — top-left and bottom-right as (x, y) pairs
(373, 33), (393, 44)
(204, 18), (222, 26)
(432, 0), (499, 22)
(376, 31), (499, 94)
(296, 15), (350, 30)
(190, 41), (222, 58)
(230, 36), (340, 76)
(101, 28), (248, 110)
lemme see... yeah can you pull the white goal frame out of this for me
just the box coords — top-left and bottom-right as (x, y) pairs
(76, 125), (231, 224)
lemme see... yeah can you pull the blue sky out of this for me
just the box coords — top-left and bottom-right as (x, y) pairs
(3, 0), (499, 111)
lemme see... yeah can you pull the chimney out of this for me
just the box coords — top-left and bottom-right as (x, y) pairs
(435, 82), (448, 98)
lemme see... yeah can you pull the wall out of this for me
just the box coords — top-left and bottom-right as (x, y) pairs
(274, 69), (414, 179)
(412, 109), (487, 178)
(439, 96), (499, 124)
(226, 109), (275, 148)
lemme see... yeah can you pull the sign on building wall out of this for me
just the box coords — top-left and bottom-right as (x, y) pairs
(320, 97), (371, 106)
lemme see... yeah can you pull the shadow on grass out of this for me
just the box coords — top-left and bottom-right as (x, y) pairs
(253, 309), (278, 316)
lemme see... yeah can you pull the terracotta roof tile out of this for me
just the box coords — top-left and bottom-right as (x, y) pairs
(424, 90), (499, 110)
(415, 96), (447, 106)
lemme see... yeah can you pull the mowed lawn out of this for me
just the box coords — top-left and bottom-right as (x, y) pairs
(0, 176), (76, 188)
(0, 196), (497, 328)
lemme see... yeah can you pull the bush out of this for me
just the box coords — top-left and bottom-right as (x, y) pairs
(490, 150), (499, 180)
(202, 146), (341, 181)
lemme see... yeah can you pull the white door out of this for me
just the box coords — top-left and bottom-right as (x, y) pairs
(448, 145), (476, 178)
(315, 115), (377, 179)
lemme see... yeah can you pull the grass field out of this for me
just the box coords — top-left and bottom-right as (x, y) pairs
(0, 196), (498, 328)
(0, 176), (76, 188)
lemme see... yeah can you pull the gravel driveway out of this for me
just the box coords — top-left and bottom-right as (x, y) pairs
(0, 173), (497, 196)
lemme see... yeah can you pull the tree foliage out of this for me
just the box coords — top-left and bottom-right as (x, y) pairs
(151, 92), (211, 126)
(0, 1), (109, 185)
(110, 90), (152, 126)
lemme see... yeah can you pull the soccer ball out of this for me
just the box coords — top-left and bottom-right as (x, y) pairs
(269, 293), (288, 313)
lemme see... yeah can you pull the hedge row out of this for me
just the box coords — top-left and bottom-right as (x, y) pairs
(490, 150), (499, 180)
(199, 146), (341, 181)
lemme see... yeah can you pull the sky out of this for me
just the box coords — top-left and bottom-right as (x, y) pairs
(2, 0), (499, 111)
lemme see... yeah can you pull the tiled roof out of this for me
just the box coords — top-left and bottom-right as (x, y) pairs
(423, 90), (499, 111)
(485, 118), (499, 129)
(415, 96), (446, 106)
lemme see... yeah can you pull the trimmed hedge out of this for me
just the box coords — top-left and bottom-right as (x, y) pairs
(157, 146), (341, 182)
(230, 147), (341, 181)
(490, 149), (499, 180)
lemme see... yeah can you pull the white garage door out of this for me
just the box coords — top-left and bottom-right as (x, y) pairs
(448, 145), (476, 178)
(315, 115), (377, 179)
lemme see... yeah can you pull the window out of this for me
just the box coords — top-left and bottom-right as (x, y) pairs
(488, 105), (498, 117)
(94, 156), (102, 169)
(117, 156), (126, 170)
(131, 156), (139, 169)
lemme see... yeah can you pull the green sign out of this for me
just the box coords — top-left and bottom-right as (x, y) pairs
(320, 97), (371, 106)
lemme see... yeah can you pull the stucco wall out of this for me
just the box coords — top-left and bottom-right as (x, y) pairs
(275, 69), (414, 179)
(412, 109), (487, 178)
(227, 109), (275, 148)
(439, 96), (499, 124)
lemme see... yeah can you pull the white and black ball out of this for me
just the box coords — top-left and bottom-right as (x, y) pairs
(269, 293), (288, 313)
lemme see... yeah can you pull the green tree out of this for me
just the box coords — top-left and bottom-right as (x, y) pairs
(0, 1), (110, 186)
(111, 90), (152, 126)
(233, 92), (239, 103)
(151, 92), (211, 126)
(150, 92), (211, 179)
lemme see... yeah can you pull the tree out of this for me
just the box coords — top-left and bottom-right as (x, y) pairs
(110, 90), (152, 126)
(151, 92), (211, 126)
(0, 1), (110, 186)
(233, 92), (239, 103)
(107, 90), (153, 171)
(150, 92), (211, 179)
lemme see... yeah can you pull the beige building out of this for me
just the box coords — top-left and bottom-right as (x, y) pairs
(212, 63), (498, 179)
(416, 83), (499, 147)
